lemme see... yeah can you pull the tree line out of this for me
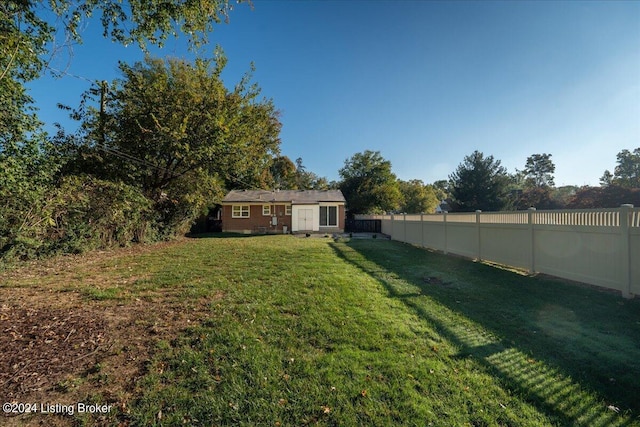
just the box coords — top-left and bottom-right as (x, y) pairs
(1, 2), (638, 263)
(0, 1), (366, 262)
(337, 148), (640, 215)
(0, 0), (270, 263)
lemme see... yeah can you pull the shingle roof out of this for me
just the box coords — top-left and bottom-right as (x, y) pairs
(222, 189), (346, 204)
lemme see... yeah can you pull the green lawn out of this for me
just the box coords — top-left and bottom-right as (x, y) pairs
(4, 235), (640, 426)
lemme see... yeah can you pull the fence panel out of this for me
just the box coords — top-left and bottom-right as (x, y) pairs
(534, 225), (625, 291)
(480, 224), (532, 271)
(381, 219), (393, 236)
(405, 219), (423, 246)
(631, 231), (640, 295)
(423, 221), (446, 251)
(357, 206), (638, 298)
(392, 216), (406, 242)
(446, 223), (478, 259)
(629, 209), (640, 296)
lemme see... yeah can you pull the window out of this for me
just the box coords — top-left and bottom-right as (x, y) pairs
(319, 206), (338, 227)
(262, 205), (271, 216)
(232, 205), (250, 218)
(285, 205), (292, 215)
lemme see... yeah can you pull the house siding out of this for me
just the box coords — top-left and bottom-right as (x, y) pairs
(222, 204), (292, 233)
(221, 190), (346, 234)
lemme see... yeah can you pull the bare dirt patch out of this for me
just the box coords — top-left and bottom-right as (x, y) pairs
(0, 241), (222, 426)
(423, 276), (448, 286)
(1, 303), (107, 400)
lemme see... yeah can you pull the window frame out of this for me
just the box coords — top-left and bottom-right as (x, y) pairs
(232, 205), (250, 218)
(285, 205), (292, 216)
(319, 205), (338, 227)
(262, 205), (271, 216)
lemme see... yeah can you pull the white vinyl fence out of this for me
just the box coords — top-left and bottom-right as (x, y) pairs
(357, 205), (640, 298)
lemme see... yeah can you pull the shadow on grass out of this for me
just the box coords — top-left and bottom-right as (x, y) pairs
(330, 239), (640, 426)
(185, 232), (277, 239)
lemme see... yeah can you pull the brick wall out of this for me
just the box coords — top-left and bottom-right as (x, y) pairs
(222, 204), (292, 233)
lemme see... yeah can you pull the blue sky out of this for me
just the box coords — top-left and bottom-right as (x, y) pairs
(28, 0), (640, 187)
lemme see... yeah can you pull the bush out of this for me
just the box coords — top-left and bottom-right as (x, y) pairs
(1, 137), (218, 264)
(0, 174), (155, 263)
(0, 139), (59, 261)
(48, 175), (156, 253)
(567, 185), (640, 209)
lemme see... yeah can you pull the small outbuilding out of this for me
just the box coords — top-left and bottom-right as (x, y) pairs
(221, 189), (346, 234)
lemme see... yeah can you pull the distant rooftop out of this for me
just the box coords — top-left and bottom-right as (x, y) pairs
(222, 189), (346, 204)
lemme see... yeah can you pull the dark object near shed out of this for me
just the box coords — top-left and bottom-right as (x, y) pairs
(345, 219), (382, 233)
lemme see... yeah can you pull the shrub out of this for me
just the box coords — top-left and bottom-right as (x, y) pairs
(0, 174), (155, 263)
(47, 176), (155, 253)
(0, 139), (60, 261)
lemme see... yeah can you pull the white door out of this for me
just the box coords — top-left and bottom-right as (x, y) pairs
(298, 209), (313, 231)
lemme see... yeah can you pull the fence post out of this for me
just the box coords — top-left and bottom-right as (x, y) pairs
(421, 213), (425, 248)
(403, 213), (407, 243)
(476, 210), (482, 261)
(443, 212), (448, 254)
(620, 204), (633, 299)
(528, 207), (536, 274)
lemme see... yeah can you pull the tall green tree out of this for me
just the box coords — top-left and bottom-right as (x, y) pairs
(292, 157), (331, 190)
(432, 179), (450, 202)
(338, 150), (401, 214)
(1, 2), (52, 147)
(1, 0), (251, 258)
(270, 156), (298, 189)
(66, 54), (280, 233)
(599, 170), (614, 187)
(515, 187), (559, 210)
(294, 157), (313, 189)
(523, 153), (555, 188)
(448, 150), (510, 212)
(1, 1), (58, 259)
(513, 153), (557, 209)
(1, 0), (245, 148)
(601, 148), (640, 188)
(398, 180), (439, 213)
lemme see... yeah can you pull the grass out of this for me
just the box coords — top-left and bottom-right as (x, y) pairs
(2, 235), (640, 426)
(332, 239), (640, 426)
